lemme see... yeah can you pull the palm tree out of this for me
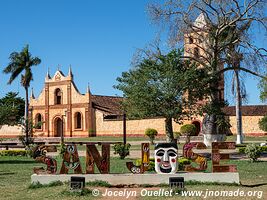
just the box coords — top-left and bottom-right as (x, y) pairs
(3, 45), (41, 145)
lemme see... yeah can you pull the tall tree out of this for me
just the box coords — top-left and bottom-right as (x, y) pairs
(148, 0), (267, 142)
(0, 92), (25, 125)
(3, 45), (41, 145)
(115, 49), (211, 142)
(259, 75), (267, 102)
(258, 75), (267, 133)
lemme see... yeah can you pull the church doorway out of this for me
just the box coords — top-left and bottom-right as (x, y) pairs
(54, 117), (64, 137)
(192, 120), (201, 136)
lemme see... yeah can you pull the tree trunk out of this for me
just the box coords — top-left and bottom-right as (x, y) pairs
(202, 114), (217, 135)
(202, 75), (220, 136)
(234, 70), (243, 144)
(25, 86), (29, 146)
(165, 117), (174, 142)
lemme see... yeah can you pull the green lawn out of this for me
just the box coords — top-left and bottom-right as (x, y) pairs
(64, 136), (150, 142)
(0, 155), (266, 200)
(226, 135), (267, 142)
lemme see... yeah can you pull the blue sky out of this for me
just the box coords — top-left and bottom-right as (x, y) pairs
(0, 0), (265, 105)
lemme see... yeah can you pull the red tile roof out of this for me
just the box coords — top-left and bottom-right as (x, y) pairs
(91, 95), (123, 115)
(223, 105), (267, 116)
(91, 95), (267, 117)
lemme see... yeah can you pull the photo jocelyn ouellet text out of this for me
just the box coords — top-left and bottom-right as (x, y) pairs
(91, 188), (263, 199)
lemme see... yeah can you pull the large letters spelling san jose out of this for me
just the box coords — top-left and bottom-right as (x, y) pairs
(33, 142), (237, 175)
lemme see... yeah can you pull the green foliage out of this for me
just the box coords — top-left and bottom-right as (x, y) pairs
(3, 45), (41, 146)
(113, 143), (131, 159)
(239, 146), (267, 154)
(145, 128), (158, 144)
(201, 102), (231, 136)
(245, 143), (261, 162)
(135, 158), (155, 171)
(0, 92), (25, 125)
(18, 135), (34, 147)
(3, 45), (41, 87)
(180, 124), (197, 136)
(0, 150), (30, 157)
(216, 115), (232, 135)
(173, 131), (181, 139)
(259, 115), (267, 132)
(258, 76), (267, 102)
(238, 147), (246, 154)
(115, 49), (211, 140)
(59, 143), (66, 158)
(261, 146), (267, 152)
(178, 157), (191, 171)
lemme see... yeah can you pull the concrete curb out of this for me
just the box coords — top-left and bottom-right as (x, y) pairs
(31, 173), (240, 185)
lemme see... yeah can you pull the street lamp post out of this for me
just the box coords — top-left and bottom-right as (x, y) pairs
(61, 109), (67, 144)
(123, 113), (126, 145)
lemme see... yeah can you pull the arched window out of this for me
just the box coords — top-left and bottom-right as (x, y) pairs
(194, 47), (200, 58)
(75, 112), (82, 129)
(189, 36), (194, 44)
(55, 88), (62, 105)
(35, 113), (42, 129)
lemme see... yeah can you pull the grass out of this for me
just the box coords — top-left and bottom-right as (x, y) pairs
(0, 135), (267, 199)
(64, 136), (151, 142)
(0, 155), (266, 200)
(226, 135), (267, 142)
(0, 156), (135, 200)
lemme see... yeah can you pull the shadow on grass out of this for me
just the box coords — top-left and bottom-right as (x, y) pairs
(241, 182), (267, 187)
(0, 160), (36, 164)
(0, 172), (16, 175)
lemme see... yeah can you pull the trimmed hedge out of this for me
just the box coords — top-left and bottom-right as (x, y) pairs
(180, 124), (197, 136)
(0, 150), (30, 157)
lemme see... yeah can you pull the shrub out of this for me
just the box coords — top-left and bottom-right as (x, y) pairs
(0, 150), (30, 157)
(135, 158), (155, 171)
(239, 146), (267, 154)
(113, 143), (131, 159)
(178, 157), (191, 171)
(180, 124), (197, 140)
(180, 124), (197, 136)
(238, 147), (246, 154)
(259, 115), (267, 132)
(173, 132), (182, 140)
(18, 135), (34, 147)
(145, 128), (158, 144)
(245, 143), (261, 162)
(261, 146), (267, 152)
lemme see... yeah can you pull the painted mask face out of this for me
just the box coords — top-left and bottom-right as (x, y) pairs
(155, 143), (178, 174)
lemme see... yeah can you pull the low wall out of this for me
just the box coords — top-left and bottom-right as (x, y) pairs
(95, 110), (193, 136)
(0, 125), (23, 138)
(31, 173), (240, 185)
(229, 116), (266, 136)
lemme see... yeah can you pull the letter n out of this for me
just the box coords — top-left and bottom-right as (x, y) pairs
(86, 144), (110, 174)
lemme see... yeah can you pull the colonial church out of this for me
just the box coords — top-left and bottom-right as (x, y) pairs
(29, 68), (123, 137)
(29, 14), (266, 138)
